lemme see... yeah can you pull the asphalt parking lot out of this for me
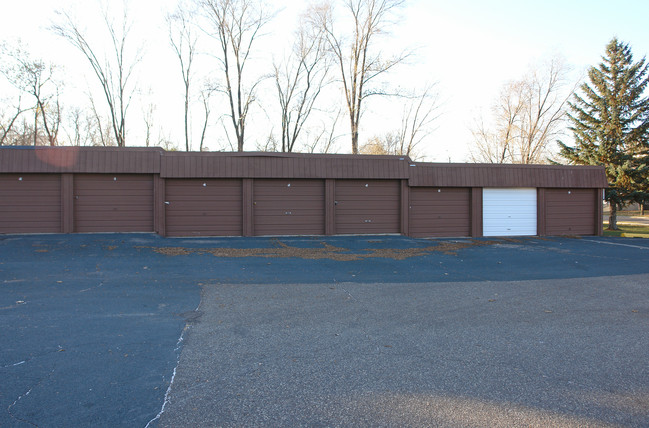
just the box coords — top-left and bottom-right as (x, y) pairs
(1, 234), (648, 427)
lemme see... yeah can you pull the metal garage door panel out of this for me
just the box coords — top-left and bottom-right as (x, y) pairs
(410, 187), (471, 237)
(254, 179), (324, 236)
(166, 179), (242, 236)
(335, 180), (400, 234)
(0, 174), (61, 233)
(74, 174), (153, 232)
(545, 189), (596, 235)
(483, 188), (537, 236)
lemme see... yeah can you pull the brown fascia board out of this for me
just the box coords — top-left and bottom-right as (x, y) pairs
(0, 147), (608, 189)
(166, 151), (413, 161)
(159, 151), (413, 179)
(0, 146), (163, 174)
(407, 162), (608, 189)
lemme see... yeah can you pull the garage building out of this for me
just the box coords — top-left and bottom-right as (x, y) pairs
(0, 147), (607, 237)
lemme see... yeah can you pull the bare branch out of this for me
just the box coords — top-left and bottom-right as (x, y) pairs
(314, 0), (406, 154)
(470, 56), (574, 164)
(168, 2), (199, 151)
(0, 41), (61, 146)
(51, 5), (142, 147)
(200, 0), (275, 151)
(274, 8), (331, 152)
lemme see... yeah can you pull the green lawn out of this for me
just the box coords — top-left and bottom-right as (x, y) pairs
(603, 223), (649, 238)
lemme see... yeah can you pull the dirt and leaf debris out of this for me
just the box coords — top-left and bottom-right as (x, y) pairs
(136, 239), (500, 261)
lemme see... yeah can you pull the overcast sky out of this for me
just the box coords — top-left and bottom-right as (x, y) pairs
(1, 0), (648, 161)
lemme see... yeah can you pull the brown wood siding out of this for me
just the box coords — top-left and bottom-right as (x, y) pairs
(545, 188), (597, 235)
(160, 152), (410, 179)
(409, 163), (608, 188)
(335, 180), (400, 234)
(0, 147), (161, 173)
(409, 187), (471, 237)
(0, 174), (61, 233)
(470, 187), (483, 237)
(74, 174), (153, 232)
(165, 179), (242, 236)
(253, 179), (325, 236)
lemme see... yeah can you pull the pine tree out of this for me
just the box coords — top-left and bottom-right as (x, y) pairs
(559, 38), (649, 229)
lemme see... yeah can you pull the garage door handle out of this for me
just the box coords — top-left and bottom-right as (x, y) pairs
(285, 211), (292, 215)
(165, 201), (170, 205)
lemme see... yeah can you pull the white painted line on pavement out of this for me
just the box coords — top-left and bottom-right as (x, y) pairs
(588, 239), (649, 250)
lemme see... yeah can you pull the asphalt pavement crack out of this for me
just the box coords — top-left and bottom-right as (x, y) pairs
(7, 368), (55, 428)
(145, 291), (203, 428)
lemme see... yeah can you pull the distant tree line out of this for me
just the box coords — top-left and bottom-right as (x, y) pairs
(0, 0), (438, 159)
(1, 3), (647, 219)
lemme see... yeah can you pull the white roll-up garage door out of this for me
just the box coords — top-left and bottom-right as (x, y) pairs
(483, 188), (537, 236)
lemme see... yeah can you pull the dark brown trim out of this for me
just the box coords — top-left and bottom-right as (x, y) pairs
(409, 162), (608, 188)
(596, 188), (604, 236)
(242, 178), (254, 237)
(325, 179), (335, 235)
(1, 147), (607, 189)
(537, 188), (546, 236)
(61, 174), (74, 233)
(154, 175), (166, 236)
(471, 187), (483, 237)
(400, 180), (409, 236)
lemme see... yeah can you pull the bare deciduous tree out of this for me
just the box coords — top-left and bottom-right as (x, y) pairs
(168, 2), (198, 151)
(359, 84), (439, 160)
(394, 84), (439, 159)
(142, 101), (156, 148)
(198, 84), (215, 151)
(273, 12), (330, 152)
(470, 81), (525, 163)
(470, 57), (573, 164)
(0, 97), (31, 146)
(304, 108), (342, 154)
(1, 41), (61, 146)
(359, 132), (399, 155)
(312, 0), (406, 154)
(200, 0), (274, 152)
(62, 107), (83, 146)
(87, 92), (116, 146)
(52, 5), (142, 147)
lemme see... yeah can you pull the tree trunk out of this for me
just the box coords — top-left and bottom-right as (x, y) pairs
(237, 132), (244, 152)
(607, 202), (618, 230)
(33, 108), (38, 146)
(351, 120), (359, 154)
(184, 93), (190, 151)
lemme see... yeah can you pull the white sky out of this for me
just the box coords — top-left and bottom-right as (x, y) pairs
(1, 0), (648, 161)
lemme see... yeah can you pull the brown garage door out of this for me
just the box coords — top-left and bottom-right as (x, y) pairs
(335, 180), (400, 234)
(410, 187), (471, 237)
(74, 174), (153, 232)
(545, 188), (597, 235)
(0, 174), (61, 233)
(165, 179), (242, 236)
(254, 179), (325, 236)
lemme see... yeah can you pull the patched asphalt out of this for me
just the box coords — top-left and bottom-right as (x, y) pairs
(158, 276), (649, 428)
(1, 234), (648, 427)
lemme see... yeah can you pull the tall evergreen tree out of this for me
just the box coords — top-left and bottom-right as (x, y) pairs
(559, 38), (649, 229)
